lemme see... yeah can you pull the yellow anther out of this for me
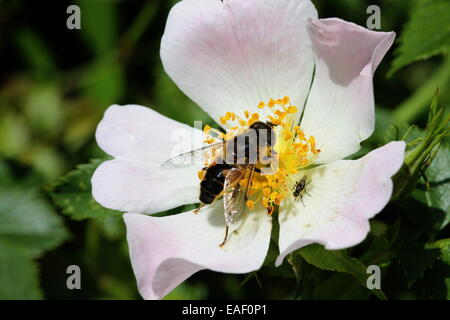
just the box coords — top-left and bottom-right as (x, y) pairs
(203, 125), (212, 134)
(225, 132), (234, 140)
(275, 110), (286, 120)
(268, 116), (282, 125)
(308, 136), (320, 154)
(198, 170), (205, 180)
(284, 131), (293, 141)
(244, 110), (250, 118)
(258, 102), (265, 109)
(270, 192), (279, 201)
(239, 178), (248, 187)
(203, 137), (215, 144)
(286, 106), (298, 114)
(282, 96), (290, 104)
(246, 200), (255, 209)
(268, 98), (275, 108)
(224, 112), (232, 121)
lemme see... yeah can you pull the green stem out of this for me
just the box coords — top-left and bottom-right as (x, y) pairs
(393, 56), (450, 124)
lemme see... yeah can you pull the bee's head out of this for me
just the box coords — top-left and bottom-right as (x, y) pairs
(249, 121), (277, 147)
(265, 121), (277, 129)
(249, 121), (277, 130)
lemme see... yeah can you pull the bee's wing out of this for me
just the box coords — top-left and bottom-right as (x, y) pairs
(161, 142), (225, 168)
(223, 165), (255, 227)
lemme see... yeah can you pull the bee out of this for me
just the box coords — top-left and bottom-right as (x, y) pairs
(162, 121), (276, 246)
(293, 175), (310, 206)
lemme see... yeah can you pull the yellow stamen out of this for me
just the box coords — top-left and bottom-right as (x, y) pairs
(203, 137), (215, 144)
(203, 125), (212, 134)
(286, 106), (298, 114)
(200, 96), (321, 213)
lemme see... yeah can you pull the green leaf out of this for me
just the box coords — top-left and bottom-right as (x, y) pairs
(0, 163), (68, 299)
(411, 139), (450, 229)
(432, 239), (450, 264)
(0, 242), (42, 299)
(48, 159), (122, 220)
(298, 244), (387, 300)
(389, 0), (450, 75)
(415, 239), (450, 299)
(313, 273), (371, 300)
(0, 186), (68, 258)
(398, 244), (441, 287)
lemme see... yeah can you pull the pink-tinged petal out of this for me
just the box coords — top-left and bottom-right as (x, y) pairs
(124, 203), (272, 299)
(96, 104), (204, 165)
(92, 159), (199, 214)
(93, 105), (205, 214)
(301, 18), (396, 164)
(276, 141), (405, 266)
(161, 0), (317, 125)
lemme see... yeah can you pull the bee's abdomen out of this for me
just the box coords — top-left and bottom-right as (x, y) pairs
(199, 164), (233, 204)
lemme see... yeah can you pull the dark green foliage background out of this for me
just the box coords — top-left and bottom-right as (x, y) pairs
(0, 0), (448, 299)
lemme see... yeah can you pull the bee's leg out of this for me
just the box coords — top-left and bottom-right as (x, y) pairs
(219, 226), (229, 247)
(193, 203), (205, 214)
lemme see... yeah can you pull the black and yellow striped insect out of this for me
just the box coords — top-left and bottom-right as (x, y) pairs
(162, 121), (276, 246)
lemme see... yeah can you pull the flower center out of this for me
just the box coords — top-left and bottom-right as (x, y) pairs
(200, 97), (321, 214)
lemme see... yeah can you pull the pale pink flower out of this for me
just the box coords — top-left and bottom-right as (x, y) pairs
(91, 0), (405, 299)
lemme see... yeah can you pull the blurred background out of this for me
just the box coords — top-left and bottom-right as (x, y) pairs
(0, 0), (448, 299)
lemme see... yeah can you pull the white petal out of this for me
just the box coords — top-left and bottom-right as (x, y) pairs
(92, 159), (199, 214)
(96, 104), (204, 164)
(93, 105), (204, 214)
(124, 203), (272, 299)
(301, 18), (396, 163)
(276, 141), (405, 266)
(161, 0), (317, 124)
